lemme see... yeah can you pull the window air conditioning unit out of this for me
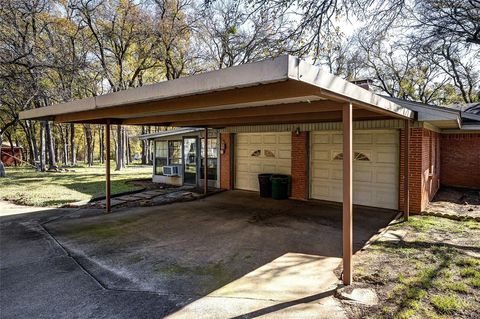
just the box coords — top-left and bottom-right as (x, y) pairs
(163, 166), (179, 177)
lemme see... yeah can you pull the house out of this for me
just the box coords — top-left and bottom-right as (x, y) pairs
(139, 128), (220, 188)
(1, 143), (23, 166)
(19, 55), (480, 285)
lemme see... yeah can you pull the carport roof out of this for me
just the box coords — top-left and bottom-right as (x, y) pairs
(19, 55), (414, 127)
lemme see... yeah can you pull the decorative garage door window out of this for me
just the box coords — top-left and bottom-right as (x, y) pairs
(250, 149), (276, 158)
(264, 150), (275, 157)
(333, 152), (370, 161)
(251, 150), (261, 157)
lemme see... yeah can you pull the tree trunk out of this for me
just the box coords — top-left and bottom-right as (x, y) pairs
(59, 124), (68, 166)
(125, 130), (130, 165)
(30, 121), (39, 166)
(141, 126), (147, 164)
(39, 121), (46, 171)
(99, 126), (104, 164)
(0, 133), (5, 177)
(70, 123), (76, 166)
(83, 124), (94, 167)
(115, 125), (124, 171)
(147, 126), (152, 164)
(45, 121), (57, 170)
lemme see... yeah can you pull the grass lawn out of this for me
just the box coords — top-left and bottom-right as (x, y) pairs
(0, 164), (153, 207)
(347, 216), (480, 319)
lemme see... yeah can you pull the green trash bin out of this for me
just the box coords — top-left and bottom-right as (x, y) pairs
(271, 174), (289, 200)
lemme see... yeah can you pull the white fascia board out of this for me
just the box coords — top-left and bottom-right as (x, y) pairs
(19, 97), (96, 120)
(138, 128), (203, 140)
(287, 57), (414, 119)
(461, 124), (480, 130)
(20, 56), (291, 120)
(96, 55), (290, 108)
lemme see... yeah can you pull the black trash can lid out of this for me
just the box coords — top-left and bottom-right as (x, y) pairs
(271, 174), (289, 179)
(258, 173), (273, 177)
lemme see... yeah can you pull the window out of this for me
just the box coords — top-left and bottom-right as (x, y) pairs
(333, 152), (370, 161)
(154, 141), (168, 175)
(168, 141), (182, 165)
(200, 138), (218, 180)
(154, 140), (182, 175)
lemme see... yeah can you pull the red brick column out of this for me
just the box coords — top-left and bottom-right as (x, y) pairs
(399, 127), (441, 214)
(399, 128), (423, 213)
(441, 133), (480, 189)
(291, 131), (309, 200)
(220, 133), (233, 190)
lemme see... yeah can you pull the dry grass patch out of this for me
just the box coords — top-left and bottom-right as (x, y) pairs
(342, 216), (480, 319)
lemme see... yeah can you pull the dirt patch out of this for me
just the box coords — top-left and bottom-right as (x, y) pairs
(341, 216), (480, 319)
(426, 187), (480, 219)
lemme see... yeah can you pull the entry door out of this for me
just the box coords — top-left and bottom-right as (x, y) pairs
(183, 137), (197, 185)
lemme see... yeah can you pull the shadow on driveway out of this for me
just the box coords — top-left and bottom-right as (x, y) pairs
(1, 191), (396, 318)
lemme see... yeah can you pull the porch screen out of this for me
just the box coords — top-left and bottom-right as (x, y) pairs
(200, 138), (218, 180)
(154, 141), (168, 175)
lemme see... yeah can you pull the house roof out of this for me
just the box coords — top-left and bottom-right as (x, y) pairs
(19, 55), (414, 128)
(442, 102), (480, 124)
(382, 96), (480, 130)
(138, 128), (203, 140)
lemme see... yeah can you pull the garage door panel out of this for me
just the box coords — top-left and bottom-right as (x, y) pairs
(331, 168), (343, 180)
(312, 134), (330, 144)
(278, 134), (291, 144)
(354, 188), (373, 205)
(312, 167), (329, 179)
(235, 133), (292, 192)
(354, 170), (373, 183)
(332, 134), (343, 144)
(262, 135), (277, 144)
(377, 151), (397, 163)
(376, 167), (397, 184)
(276, 149), (289, 158)
(354, 133), (373, 144)
(376, 133), (398, 144)
(311, 130), (399, 210)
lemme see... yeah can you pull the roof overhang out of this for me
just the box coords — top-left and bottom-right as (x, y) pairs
(20, 55), (414, 127)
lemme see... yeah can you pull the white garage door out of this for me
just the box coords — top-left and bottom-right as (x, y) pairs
(235, 132), (291, 191)
(310, 130), (399, 209)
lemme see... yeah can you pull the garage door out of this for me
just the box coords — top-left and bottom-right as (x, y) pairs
(235, 133), (291, 191)
(310, 130), (399, 209)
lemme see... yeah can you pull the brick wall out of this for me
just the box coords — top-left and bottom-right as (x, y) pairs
(219, 133), (233, 190)
(399, 128), (441, 213)
(440, 133), (480, 189)
(291, 131), (309, 200)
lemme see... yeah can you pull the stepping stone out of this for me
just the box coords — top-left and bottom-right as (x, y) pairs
(116, 195), (143, 202)
(111, 199), (127, 206)
(378, 229), (407, 242)
(132, 193), (156, 199)
(336, 288), (379, 306)
(97, 198), (127, 207)
(142, 190), (161, 195)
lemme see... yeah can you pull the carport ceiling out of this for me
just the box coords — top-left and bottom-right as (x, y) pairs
(20, 55), (414, 127)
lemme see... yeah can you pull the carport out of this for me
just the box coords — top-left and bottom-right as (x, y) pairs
(19, 55), (414, 285)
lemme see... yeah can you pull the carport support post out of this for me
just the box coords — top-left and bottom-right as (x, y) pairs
(204, 127), (208, 195)
(342, 101), (353, 285)
(403, 119), (410, 221)
(105, 120), (111, 213)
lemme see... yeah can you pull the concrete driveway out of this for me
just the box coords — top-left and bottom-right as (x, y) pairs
(0, 191), (396, 318)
